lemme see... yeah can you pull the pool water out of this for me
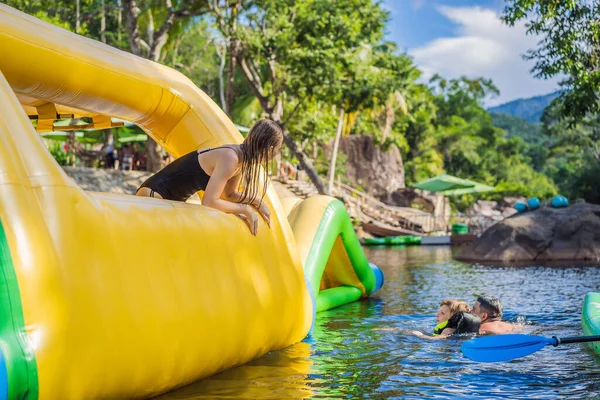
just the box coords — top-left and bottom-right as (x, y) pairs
(157, 246), (600, 399)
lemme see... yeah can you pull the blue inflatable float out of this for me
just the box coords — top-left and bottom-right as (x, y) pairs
(528, 197), (541, 210)
(551, 195), (569, 208)
(514, 201), (528, 213)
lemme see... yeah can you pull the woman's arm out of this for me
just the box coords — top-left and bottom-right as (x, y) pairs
(223, 174), (263, 207)
(222, 172), (271, 227)
(222, 173), (244, 200)
(202, 152), (259, 235)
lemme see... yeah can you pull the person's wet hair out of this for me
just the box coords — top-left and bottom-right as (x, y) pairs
(440, 299), (470, 314)
(446, 312), (481, 334)
(238, 119), (283, 205)
(477, 295), (503, 319)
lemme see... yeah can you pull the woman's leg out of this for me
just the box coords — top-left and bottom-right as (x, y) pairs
(135, 187), (164, 199)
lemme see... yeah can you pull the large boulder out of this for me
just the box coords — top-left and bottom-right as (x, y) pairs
(456, 202), (600, 262)
(338, 135), (404, 198)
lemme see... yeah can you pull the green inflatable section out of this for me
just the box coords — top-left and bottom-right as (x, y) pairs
(303, 199), (377, 312)
(0, 221), (39, 399)
(363, 235), (421, 246)
(582, 292), (600, 355)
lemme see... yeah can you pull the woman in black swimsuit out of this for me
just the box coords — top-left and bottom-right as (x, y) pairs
(135, 119), (283, 236)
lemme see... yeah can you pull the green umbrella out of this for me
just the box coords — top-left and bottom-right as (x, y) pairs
(412, 174), (495, 195)
(440, 182), (496, 196)
(412, 174), (474, 193)
(411, 174), (495, 233)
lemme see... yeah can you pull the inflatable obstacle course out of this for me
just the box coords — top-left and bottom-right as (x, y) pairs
(0, 4), (383, 399)
(363, 235), (422, 246)
(582, 292), (600, 355)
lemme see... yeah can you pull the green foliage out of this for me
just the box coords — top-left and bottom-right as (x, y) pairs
(287, 100), (339, 143)
(401, 75), (559, 208)
(45, 141), (70, 166)
(489, 112), (544, 145)
(503, 1), (600, 119)
(7, 0), (599, 205)
(314, 146), (348, 183)
(233, 0), (389, 110)
(161, 19), (220, 98)
(539, 103), (600, 203)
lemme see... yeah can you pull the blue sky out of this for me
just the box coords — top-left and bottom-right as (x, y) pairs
(383, 0), (561, 106)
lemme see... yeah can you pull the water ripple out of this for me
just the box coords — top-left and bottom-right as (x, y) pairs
(158, 246), (600, 399)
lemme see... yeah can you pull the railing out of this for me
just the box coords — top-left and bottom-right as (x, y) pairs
(276, 175), (505, 236)
(332, 181), (432, 233)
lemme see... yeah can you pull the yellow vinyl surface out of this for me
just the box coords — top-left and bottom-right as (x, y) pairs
(0, 4), (381, 399)
(0, 4), (313, 398)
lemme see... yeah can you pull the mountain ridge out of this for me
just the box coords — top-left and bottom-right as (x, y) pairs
(488, 91), (560, 123)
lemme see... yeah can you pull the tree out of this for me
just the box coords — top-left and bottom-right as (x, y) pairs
(209, 0), (389, 194)
(503, 1), (600, 120)
(122, 0), (209, 171)
(324, 44), (416, 194)
(540, 103), (600, 202)
(325, 44), (383, 194)
(161, 19), (220, 99)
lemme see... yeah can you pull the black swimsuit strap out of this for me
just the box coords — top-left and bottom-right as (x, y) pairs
(197, 146), (239, 156)
(197, 146), (242, 176)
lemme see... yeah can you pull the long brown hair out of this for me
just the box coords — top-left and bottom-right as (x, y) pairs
(238, 119), (283, 205)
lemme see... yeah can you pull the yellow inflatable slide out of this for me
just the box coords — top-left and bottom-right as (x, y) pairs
(0, 4), (383, 399)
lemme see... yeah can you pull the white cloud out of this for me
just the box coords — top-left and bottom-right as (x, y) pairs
(411, 0), (425, 11)
(409, 6), (560, 106)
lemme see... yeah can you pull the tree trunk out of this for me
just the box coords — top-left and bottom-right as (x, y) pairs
(232, 24), (327, 193)
(225, 5), (239, 117)
(226, 38), (238, 117)
(148, 7), (176, 62)
(146, 9), (155, 49)
(75, 0), (81, 33)
(103, 129), (114, 148)
(217, 40), (227, 112)
(264, 104), (327, 194)
(123, 0), (142, 56)
(281, 130), (328, 195)
(117, 0), (122, 44)
(145, 138), (164, 172)
(382, 103), (394, 142)
(327, 108), (345, 195)
(123, 0), (162, 172)
(100, 0), (106, 43)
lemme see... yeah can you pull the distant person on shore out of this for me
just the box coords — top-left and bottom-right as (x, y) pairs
(119, 144), (134, 171)
(472, 295), (519, 334)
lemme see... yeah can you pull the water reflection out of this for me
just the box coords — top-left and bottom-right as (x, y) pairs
(159, 245), (600, 399)
(156, 342), (313, 399)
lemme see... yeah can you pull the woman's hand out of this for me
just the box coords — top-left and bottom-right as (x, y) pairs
(242, 205), (259, 236)
(255, 201), (271, 228)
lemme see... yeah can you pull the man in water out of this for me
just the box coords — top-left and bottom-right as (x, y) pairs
(472, 295), (519, 334)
